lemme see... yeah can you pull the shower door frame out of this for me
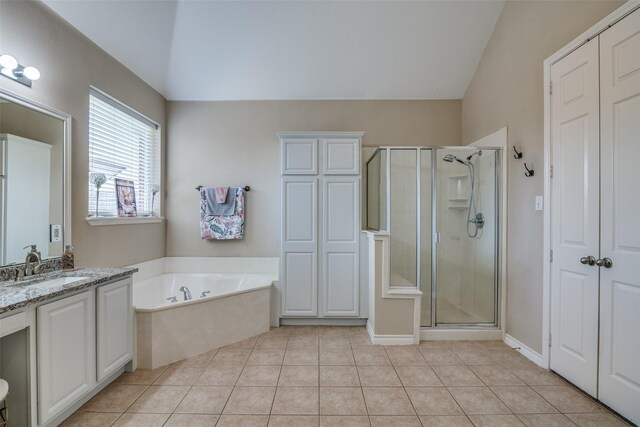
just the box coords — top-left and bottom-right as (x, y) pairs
(366, 146), (503, 331)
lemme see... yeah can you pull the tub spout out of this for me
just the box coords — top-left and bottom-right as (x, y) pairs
(179, 286), (192, 301)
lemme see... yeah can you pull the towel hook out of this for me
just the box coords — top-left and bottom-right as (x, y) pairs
(524, 163), (534, 177)
(513, 146), (523, 159)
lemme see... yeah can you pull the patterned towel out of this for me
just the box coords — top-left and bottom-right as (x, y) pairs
(200, 188), (245, 240)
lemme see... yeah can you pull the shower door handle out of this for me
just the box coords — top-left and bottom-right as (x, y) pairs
(580, 256), (596, 266)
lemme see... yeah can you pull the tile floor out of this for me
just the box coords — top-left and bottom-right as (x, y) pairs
(63, 326), (632, 427)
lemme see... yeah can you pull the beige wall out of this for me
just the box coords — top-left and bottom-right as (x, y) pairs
(461, 1), (622, 353)
(0, 0), (167, 267)
(166, 100), (460, 257)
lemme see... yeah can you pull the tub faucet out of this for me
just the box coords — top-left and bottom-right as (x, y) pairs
(179, 286), (192, 301)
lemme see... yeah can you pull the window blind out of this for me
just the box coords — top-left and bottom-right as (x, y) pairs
(88, 88), (160, 217)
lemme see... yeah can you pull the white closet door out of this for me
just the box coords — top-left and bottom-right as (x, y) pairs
(550, 38), (600, 397)
(281, 177), (318, 316)
(598, 10), (640, 424)
(321, 176), (360, 316)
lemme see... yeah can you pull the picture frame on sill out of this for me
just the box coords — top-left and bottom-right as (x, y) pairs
(115, 178), (138, 217)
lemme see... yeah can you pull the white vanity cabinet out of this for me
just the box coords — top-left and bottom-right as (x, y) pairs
(96, 278), (133, 382)
(34, 277), (134, 425)
(37, 290), (96, 425)
(279, 132), (363, 319)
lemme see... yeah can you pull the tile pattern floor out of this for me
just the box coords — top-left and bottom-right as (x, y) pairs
(63, 326), (632, 427)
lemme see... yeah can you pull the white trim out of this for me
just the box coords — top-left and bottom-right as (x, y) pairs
(420, 328), (503, 341)
(542, 0), (640, 369)
(366, 320), (416, 345)
(503, 333), (544, 368)
(86, 216), (165, 226)
(277, 131), (364, 139)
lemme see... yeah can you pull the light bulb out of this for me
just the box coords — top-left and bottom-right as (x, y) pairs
(0, 55), (17, 71)
(23, 66), (40, 81)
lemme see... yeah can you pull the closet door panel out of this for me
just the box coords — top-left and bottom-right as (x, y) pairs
(322, 176), (359, 316)
(281, 138), (318, 175)
(322, 138), (360, 175)
(549, 37), (600, 397)
(598, 10), (640, 424)
(281, 177), (318, 316)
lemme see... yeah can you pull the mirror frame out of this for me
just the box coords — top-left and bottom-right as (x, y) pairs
(0, 88), (72, 258)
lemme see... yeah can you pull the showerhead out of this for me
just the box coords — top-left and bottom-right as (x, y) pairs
(443, 154), (466, 165)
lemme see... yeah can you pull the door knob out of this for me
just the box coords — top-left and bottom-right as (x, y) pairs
(595, 257), (613, 268)
(580, 256), (596, 266)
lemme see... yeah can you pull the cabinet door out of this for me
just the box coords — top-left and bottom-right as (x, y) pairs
(598, 10), (640, 425)
(281, 138), (318, 175)
(281, 177), (318, 316)
(322, 176), (360, 316)
(322, 138), (360, 175)
(97, 279), (133, 382)
(549, 38), (600, 397)
(37, 291), (96, 424)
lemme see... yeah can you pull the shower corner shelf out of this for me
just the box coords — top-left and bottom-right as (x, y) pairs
(447, 175), (469, 210)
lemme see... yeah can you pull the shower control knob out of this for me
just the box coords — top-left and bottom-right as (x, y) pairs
(580, 256), (596, 266)
(595, 258), (613, 268)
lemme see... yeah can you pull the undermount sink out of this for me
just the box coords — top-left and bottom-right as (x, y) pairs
(20, 276), (90, 291)
(32, 276), (89, 287)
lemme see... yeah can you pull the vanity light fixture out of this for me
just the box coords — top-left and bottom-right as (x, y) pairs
(0, 54), (40, 87)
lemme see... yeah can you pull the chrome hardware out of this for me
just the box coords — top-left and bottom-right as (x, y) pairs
(200, 291), (211, 298)
(469, 213), (485, 229)
(166, 296), (177, 303)
(7, 266), (24, 282)
(179, 286), (192, 301)
(580, 256), (596, 266)
(595, 258), (613, 268)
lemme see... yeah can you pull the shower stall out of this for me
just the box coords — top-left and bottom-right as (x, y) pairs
(366, 147), (501, 328)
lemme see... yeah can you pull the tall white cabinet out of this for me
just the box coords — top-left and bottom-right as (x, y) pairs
(549, 8), (640, 424)
(279, 132), (363, 319)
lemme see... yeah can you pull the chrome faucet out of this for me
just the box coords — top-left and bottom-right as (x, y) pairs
(23, 244), (42, 277)
(179, 286), (192, 301)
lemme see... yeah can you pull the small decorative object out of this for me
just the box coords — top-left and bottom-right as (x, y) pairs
(89, 172), (107, 217)
(62, 245), (75, 270)
(150, 184), (160, 216)
(115, 178), (138, 217)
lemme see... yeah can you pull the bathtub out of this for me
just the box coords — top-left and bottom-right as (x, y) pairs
(134, 273), (272, 311)
(130, 258), (277, 369)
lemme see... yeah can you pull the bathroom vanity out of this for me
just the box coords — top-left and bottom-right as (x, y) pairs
(0, 268), (136, 426)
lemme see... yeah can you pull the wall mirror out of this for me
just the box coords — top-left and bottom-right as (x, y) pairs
(0, 89), (71, 266)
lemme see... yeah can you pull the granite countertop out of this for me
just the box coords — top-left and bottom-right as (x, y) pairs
(0, 267), (138, 315)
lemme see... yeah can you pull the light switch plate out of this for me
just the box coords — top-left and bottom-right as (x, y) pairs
(535, 196), (544, 211)
(50, 224), (62, 242)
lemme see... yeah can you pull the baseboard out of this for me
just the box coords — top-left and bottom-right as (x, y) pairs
(420, 328), (503, 341)
(280, 318), (367, 326)
(366, 320), (415, 345)
(503, 333), (544, 367)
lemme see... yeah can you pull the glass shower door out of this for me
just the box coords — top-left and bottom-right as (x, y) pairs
(434, 148), (498, 325)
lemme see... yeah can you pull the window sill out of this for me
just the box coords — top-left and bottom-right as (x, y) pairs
(85, 216), (165, 226)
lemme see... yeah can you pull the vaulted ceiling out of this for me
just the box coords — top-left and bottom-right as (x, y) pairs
(43, 0), (505, 101)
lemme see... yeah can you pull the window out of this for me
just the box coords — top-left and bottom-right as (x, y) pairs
(88, 87), (160, 218)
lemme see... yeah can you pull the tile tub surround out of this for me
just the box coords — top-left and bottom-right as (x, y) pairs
(0, 267), (137, 314)
(64, 326), (633, 427)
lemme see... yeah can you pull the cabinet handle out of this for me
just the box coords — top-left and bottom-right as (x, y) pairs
(580, 256), (596, 266)
(595, 258), (613, 268)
